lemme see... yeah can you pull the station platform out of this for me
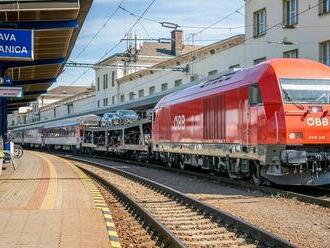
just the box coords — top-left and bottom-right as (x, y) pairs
(0, 151), (118, 248)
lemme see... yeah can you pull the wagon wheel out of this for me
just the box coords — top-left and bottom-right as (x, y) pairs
(166, 153), (173, 168)
(252, 173), (262, 186)
(179, 155), (186, 170)
(252, 163), (262, 186)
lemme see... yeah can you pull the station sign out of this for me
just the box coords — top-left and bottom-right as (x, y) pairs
(0, 87), (23, 98)
(0, 29), (34, 60)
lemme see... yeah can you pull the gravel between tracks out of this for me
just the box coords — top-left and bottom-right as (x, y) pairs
(77, 162), (257, 248)
(74, 157), (330, 248)
(94, 182), (158, 248)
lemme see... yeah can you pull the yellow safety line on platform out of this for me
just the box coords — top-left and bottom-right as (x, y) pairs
(60, 157), (121, 248)
(34, 153), (58, 210)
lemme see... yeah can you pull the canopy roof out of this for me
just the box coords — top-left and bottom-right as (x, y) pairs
(0, 0), (93, 112)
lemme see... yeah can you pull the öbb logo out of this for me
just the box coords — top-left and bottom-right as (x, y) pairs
(306, 117), (329, 127)
(173, 115), (186, 131)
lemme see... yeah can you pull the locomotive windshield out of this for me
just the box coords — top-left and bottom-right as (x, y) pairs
(280, 78), (330, 104)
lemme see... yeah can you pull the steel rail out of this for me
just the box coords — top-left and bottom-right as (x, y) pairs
(60, 152), (330, 209)
(79, 166), (186, 248)
(60, 155), (296, 248)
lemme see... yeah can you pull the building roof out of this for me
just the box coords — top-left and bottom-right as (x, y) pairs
(96, 41), (201, 66)
(137, 42), (201, 57)
(47, 86), (93, 96)
(117, 34), (245, 84)
(40, 89), (95, 111)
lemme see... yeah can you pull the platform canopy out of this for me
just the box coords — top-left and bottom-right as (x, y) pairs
(0, 0), (93, 112)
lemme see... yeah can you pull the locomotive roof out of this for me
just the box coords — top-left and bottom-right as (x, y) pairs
(155, 59), (330, 108)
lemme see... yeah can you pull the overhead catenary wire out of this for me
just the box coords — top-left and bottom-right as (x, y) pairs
(74, 0), (126, 60)
(69, 0), (324, 87)
(117, 2), (327, 95)
(119, 5), (247, 31)
(192, 4), (245, 37)
(99, 0), (157, 62)
(68, 0), (126, 86)
(243, 0), (324, 43)
(70, 0), (157, 86)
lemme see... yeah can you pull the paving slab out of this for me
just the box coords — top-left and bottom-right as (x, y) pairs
(0, 151), (110, 248)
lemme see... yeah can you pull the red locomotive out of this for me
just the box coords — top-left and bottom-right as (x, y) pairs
(152, 59), (330, 185)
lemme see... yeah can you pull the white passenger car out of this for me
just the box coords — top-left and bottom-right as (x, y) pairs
(43, 115), (101, 150)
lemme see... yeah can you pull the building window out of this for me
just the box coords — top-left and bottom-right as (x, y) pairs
(190, 75), (198, 82)
(149, 86), (155, 95)
(120, 94), (125, 103)
(229, 64), (240, 69)
(254, 57), (267, 65)
(283, 49), (298, 58)
(129, 92), (135, 100)
(283, 0), (298, 27)
(67, 103), (73, 114)
(175, 79), (182, 87)
(97, 100), (100, 108)
(138, 89), (144, 98)
(319, 0), (330, 14)
(112, 71), (116, 87)
(208, 70), (218, 76)
(253, 8), (266, 37)
(103, 98), (108, 107)
(161, 83), (168, 92)
(320, 40), (330, 66)
(112, 96), (115, 105)
(97, 77), (100, 91)
(103, 74), (108, 89)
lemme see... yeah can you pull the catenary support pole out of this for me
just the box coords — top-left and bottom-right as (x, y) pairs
(0, 64), (7, 149)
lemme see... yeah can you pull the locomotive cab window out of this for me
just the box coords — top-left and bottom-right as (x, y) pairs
(249, 84), (263, 106)
(152, 111), (156, 123)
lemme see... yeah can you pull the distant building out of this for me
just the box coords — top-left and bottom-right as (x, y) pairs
(243, 0), (330, 66)
(94, 30), (201, 109)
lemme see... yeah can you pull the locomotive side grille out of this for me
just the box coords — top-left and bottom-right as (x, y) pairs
(203, 95), (226, 141)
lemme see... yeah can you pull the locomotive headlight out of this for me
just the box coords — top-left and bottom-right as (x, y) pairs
(289, 132), (303, 140)
(309, 106), (323, 113)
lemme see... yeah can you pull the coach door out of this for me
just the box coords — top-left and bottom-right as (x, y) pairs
(248, 84), (262, 145)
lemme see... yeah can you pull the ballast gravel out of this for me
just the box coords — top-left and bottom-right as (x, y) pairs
(77, 157), (330, 248)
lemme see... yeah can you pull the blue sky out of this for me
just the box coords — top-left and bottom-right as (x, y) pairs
(57, 0), (245, 87)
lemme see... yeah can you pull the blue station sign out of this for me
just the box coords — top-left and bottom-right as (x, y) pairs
(0, 29), (34, 60)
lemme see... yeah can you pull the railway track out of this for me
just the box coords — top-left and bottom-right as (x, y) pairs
(61, 155), (295, 248)
(57, 151), (330, 209)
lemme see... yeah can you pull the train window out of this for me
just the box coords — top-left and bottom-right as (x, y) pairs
(249, 84), (263, 106)
(152, 111), (156, 123)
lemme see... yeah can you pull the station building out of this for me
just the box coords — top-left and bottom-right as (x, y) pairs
(8, 0), (330, 128)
